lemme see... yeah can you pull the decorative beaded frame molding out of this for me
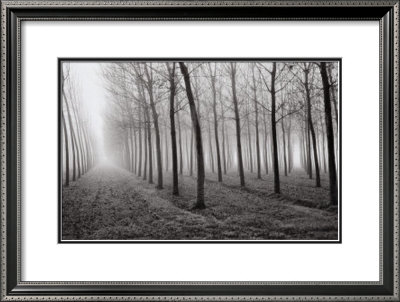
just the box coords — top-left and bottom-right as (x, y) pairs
(0, 0), (398, 301)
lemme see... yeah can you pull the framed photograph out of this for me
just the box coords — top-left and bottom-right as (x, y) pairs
(1, 0), (398, 301)
(59, 58), (341, 243)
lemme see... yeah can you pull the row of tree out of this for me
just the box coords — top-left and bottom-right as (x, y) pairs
(101, 61), (339, 209)
(62, 64), (96, 186)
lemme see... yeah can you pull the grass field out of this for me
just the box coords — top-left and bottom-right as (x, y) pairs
(62, 163), (338, 241)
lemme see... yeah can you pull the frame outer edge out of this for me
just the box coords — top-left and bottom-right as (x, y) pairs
(1, 0), (399, 301)
(1, 0), (7, 301)
(0, 0), (399, 7)
(393, 1), (399, 301)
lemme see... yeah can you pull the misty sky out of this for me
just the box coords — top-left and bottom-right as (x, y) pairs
(69, 62), (107, 159)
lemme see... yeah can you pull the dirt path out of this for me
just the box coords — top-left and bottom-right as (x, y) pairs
(62, 163), (338, 240)
(62, 163), (213, 240)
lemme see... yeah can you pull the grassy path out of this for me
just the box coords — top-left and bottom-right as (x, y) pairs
(62, 163), (338, 240)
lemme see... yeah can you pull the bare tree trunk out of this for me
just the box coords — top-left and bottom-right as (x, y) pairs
(279, 137), (283, 171)
(226, 130), (231, 170)
(146, 107), (153, 184)
(69, 102), (82, 179)
(133, 125), (137, 174)
(309, 119), (321, 185)
(78, 119), (87, 174)
(177, 110), (183, 175)
(125, 131), (131, 170)
(193, 70), (202, 173)
(270, 128), (274, 174)
(144, 64), (162, 189)
(281, 119), (288, 177)
(306, 119), (312, 178)
(304, 130), (309, 173)
(179, 62), (205, 209)
(221, 102), (227, 175)
(143, 113), (148, 181)
(138, 105), (142, 177)
(304, 67), (321, 187)
(185, 130), (189, 173)
(81, 119), (89, 172)
(78, 122), (86, 172)
(321, 120), (327, 173)
(327, 64), (338, 128)
(287, 119), (292, 173)
(244, 137), (249, 171)
(213, 114), (222, 179)
(320, 62), (338, 205)
(164, 123), (169, 172)
(61, 64), (78, 177)
(82, 123), (92, 171)
(129, 126), (134, 172)
(208, 64), (223, 182)
(167, 63), (179, 195)
(247, 108), (253, 173)
(253, 86), (261, 179)
(270, 63), (280, 194)
(88, 130), (95, 167)
(262, 109), (269, 175)
(302, 136), (305, 170)
(73, 124), (81, 177)
(229, 63), (245, 187)
(71, 100), (85, 175)
(327, 64), (339, 174)
(316, 124), (322, 172)
(190, 126), (194, 176)
(207, 117), (215, 173)
(301, 131), (308, 173)
(63, 95), (77, 181)
(62, 111), (70, 186)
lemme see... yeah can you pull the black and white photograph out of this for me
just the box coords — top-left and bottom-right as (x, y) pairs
(60, 60), (340, 242)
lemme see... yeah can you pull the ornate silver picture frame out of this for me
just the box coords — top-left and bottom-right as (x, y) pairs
(0, 1), (398, 300)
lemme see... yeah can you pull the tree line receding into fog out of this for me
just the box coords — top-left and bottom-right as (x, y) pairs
(61, 64), (96, 186)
